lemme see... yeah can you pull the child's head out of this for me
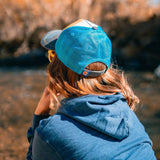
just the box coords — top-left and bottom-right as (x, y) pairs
(41, 19), (111, 77)
(41, 19), (139, 111)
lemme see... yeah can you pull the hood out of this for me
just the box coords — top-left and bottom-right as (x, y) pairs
(57, 93), (130, 140)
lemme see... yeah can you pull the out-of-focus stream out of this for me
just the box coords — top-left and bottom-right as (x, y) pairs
(0, 69), (160, 159)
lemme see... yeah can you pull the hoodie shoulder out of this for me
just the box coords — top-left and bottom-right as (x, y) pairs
(35, 93), (155, 160)
(58, 93), (130, 140)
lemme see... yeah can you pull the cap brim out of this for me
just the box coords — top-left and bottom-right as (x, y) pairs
(41, 30), (62, 50)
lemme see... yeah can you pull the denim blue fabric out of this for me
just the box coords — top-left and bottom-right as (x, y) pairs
(27, 114), (50, 160)
(27, 93), (156, 160)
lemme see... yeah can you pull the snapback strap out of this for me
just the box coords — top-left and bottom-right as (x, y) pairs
(82, 67), (107, 77)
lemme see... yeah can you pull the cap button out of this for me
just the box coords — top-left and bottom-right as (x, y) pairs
(92, 26), (97, 30)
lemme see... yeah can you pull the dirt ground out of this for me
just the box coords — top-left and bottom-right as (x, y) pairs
(0, 69), (159, 160)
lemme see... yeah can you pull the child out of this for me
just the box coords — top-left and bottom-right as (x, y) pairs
(27, 19), (156, 160)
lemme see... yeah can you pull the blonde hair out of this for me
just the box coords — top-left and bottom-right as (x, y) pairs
(47, 53), (139, 112)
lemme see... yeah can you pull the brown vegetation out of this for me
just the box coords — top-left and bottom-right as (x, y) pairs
(0, 0), (160, 56)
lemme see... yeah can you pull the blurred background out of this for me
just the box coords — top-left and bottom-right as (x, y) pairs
(0, 0), (160, 159)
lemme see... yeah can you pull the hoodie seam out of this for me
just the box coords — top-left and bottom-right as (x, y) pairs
(95, 107), (102, 125)
(118, 101), (129, 120)
(117, 102), (130, 137)
(118, 104), (122, 118)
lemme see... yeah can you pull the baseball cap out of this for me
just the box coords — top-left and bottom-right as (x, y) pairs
(41, 19), (112, 77)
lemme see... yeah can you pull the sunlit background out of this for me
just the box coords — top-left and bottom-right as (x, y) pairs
(0, 0), (160, 159)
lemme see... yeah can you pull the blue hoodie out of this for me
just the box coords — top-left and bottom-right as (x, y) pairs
(27, 93), (156, 160)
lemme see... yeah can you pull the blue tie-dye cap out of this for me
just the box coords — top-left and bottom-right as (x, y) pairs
(41, 19), (112, 77)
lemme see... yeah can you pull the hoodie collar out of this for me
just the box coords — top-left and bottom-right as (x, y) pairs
(57, 93), (129, 140)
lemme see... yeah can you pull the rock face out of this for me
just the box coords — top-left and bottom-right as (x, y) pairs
(110, 16), (160, 70)
(0, 0), (160, 70)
